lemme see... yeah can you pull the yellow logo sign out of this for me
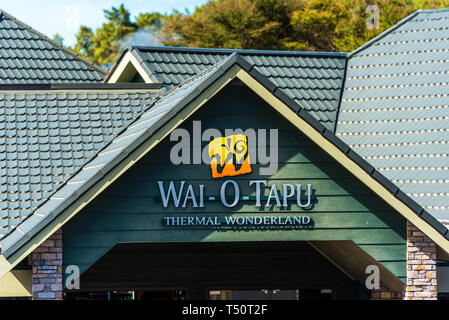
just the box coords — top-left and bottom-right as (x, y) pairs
(208, 134), (252, 179)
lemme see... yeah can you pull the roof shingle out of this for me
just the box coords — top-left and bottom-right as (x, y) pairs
(0, 10), (106, 83)
(110, 46), (347, 130)
(0, 53), (233, 255)
(0, 87), (160, 239)
(337, 8), (449, 221)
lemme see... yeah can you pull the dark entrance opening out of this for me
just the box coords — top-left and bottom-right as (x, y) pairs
(66, 241), (370, 300)
(209, 289), (332, 300)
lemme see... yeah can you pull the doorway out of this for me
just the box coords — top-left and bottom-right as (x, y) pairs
(66, 241), (370, 300)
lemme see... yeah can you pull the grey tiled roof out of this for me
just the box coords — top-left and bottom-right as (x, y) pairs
(0, 53), (233, 256)
(0, 10), (106, 83)
(0, 87), (161, 239)
(2, 52), (449, 258)
(336, 8), (449, 221)
(111, 46), (347, 130)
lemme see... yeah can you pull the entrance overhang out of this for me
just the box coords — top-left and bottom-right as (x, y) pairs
(0, 270), (31, 297)
(66, 241), (374, 299)
(309, 241), (404, 292)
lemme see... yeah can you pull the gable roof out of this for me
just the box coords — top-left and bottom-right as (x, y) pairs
(0, 83), (162, 240)
(0, 53), (235, 261)
(0, 10), (106, 83)
(106, 46), (348, 131)
(2, 52), (449, 281)
(336, 8), (449, 223)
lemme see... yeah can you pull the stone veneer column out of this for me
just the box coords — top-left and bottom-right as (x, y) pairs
(405, 221), (437, 300)
(31, 229), (63, 300)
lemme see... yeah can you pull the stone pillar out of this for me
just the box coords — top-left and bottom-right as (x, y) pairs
(31, 229), (63, 300)
(405, 221), (437, 300)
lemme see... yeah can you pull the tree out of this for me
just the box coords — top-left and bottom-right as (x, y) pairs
(290, 0), (417, 52)
(71, 1), (449, 66)
(292, 0), (449, 52)
(91, 4), (137, 66)
(135, 12), (165, 30)
(73, 26), (95, 58)
(160, 0), (449, 52)
(73, 5), (165, 66)
(161, 0), (299, 50)
(52, 34), (64, 47)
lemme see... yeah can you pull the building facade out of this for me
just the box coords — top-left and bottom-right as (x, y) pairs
(1, 8), (449, 300)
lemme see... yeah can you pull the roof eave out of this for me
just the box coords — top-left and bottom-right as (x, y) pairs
(129, 45), (348, 58)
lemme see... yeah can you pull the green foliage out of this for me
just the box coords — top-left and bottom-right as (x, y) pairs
(52, 34), (64, 47)
(292, 0), (418, 52)
(135, 12), (165, 30)
(71, 1), (449, 66)
(91, 5), (136, 66)
(161, 0), (300, 50)
(160, 0), (449, 52)
(73, 4), (165, 66)
(73, 26), (95, 59)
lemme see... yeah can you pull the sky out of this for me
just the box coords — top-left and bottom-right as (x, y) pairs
(1, 0), (209, 47)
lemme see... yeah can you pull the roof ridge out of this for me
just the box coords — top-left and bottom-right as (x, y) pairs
(0, 9), (107, 75)
(128, 47), (161, 83)
(130, 45), (348, 57)
(105, 45), (347, 83)
(416, 7), (449, 13)
(0, 83), (162, 91)
(161, 52), (237, 97)
(348, 9), (423, 58)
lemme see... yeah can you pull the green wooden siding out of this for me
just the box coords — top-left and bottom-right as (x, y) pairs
(63, 83), (406, 284)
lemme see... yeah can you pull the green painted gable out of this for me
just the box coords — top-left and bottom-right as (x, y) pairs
(63, 82), (406, 284)
(131, 72), (145, 83)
